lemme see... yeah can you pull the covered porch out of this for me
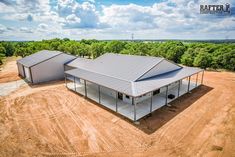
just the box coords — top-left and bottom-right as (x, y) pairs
(65, 70), (204, 121)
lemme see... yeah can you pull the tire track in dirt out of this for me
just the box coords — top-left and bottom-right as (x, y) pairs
(43, 95), (79, 155)
(54, 91), (112, 153)
(174, 82), (235, 156)
(27, 97), (71, 154)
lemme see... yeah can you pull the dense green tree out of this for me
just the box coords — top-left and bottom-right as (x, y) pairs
(0, 45), (6, 64)
(180, 48), (196, 66)
(193, 51), (212, 69)
(0, 39), (234, 71)
(90, 42), (105, 58)
(104, 41), (125, 53)
(1, 42), (14, 56)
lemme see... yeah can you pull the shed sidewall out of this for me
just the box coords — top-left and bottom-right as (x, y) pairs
(31, 54), (75, 84)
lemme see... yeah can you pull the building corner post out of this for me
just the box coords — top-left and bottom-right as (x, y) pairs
(201, 70), (205, 85)
(177, 80), (181, 97)
(196, 73), (199, 86)
(150, 92), (153, 113)
(65, 74), (67, 88)
(74, 77), (76, 91)
(98, 85), (101, 104)
(133, 97), (136, 121)
(187, 76), (191, 92)
(115, 91), (118, 112)
(165, 86), (168, 105)
(84, 80), (87, 97)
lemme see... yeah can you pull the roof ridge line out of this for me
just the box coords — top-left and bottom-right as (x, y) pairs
(77, 67), (133, 83)
(134, 58), (165, 81)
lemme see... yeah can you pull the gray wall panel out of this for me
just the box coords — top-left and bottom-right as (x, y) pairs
(17, 63), (25, 77)
(31, 54), (75, 83)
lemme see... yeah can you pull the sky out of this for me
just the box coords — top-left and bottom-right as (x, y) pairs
(0, 0), (234, 41)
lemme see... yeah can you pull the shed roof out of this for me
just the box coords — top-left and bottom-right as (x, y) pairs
(17, 50), (62, 67)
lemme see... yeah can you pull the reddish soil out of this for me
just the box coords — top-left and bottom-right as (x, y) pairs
(0, 58), (21, 83)
(0, 59), (234, 157)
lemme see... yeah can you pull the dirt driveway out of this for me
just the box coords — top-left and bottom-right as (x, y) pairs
(0, 57), (21, 83)
(0, 60), (234, 157)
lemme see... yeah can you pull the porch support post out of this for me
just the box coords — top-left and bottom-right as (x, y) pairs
(196, 73), (199, 86)
(150, 92), (153, 113)
(74, 77), (76, 91)
(165, 86), (168, 105)
(201, 70), (204, 85)
(133, 97), (136, 121)
(98, 85), (101, 103)
(115, 91), (118, 112)
(177, 80), (181, 97)
(65, 74), (67, 87)
(84, 80), (87, 97)
(187, 76), (191, 92)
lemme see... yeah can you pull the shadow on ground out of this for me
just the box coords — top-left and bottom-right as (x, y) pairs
(79, 84), (213, 135)
(27, 81), (213, 135)
(136, 85), (213, 134)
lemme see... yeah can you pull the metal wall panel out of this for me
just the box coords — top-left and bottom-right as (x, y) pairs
(31, 54), (75, 83)
(17, 63), (25, 77)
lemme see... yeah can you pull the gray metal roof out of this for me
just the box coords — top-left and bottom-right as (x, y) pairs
(65, 66), (203, 97)
(132, 67), (203, 96)
(79, 53), (164, 81)
(17, 50), (62, 67)
(66, 57), (92, 68)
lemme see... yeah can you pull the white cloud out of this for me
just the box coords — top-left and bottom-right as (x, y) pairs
(38, 23), (48, 30)
(101, 4), (158, 30)
(0, 0), (235, 40)
(20, 27), (33, 33)
(57, 0), (105, 29)
(0, 24), (7, 33)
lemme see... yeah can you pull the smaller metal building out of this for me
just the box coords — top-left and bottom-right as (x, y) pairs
(17, 50), (76, 84)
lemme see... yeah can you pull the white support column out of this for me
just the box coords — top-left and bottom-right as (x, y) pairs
(177, 80), (181, 97)
(74, 77), (76, 91)
(133, 97), (136, 121)
(98, 85), (101, 103)
(201, 70), (204, 84)
(84, 80), (87, 97)
(165, 86), (168, 105)
(187, 76), (191, 92)
(196, 73), (199, 86)
(116, 91), (118, 112)
(150, 92), (153, 113)
(65, 74), (67, 87)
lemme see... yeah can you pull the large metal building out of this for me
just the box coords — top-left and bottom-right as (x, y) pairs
(65, 53), (204, 121)
(17, 50), (76, 84)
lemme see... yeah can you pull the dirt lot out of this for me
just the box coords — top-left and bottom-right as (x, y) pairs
(0, 60), (234, 157)
(0, 57), (21, 83)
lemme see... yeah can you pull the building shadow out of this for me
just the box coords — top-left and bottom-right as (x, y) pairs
(135, 85), (213, 134)
(73, 84), (213, 135)
(27, 79), (65, 88)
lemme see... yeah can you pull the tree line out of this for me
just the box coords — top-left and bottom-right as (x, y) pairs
(0, 38), (234, 71)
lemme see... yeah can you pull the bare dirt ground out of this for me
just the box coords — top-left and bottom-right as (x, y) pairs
(0, 60), (234, 157)
(0, 57), (21, 83)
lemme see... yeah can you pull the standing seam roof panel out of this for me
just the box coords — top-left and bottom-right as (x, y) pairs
(65, 66), (203, 97)
(17, 50), (62, 67)
(79, 53), (163, 81)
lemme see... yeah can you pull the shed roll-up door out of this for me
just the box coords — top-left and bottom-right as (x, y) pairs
(24, 67), (31, 82)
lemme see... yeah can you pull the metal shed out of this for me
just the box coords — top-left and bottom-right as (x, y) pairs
(65, 53), (204, 121)
(17, 50), (76, 84)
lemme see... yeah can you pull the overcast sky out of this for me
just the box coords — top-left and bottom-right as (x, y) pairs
(0, 0), (234, 41)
